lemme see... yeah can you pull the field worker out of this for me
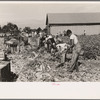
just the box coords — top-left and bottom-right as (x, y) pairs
(56, 43), (70, 68)
(34, 31), (37, 35)
(39, 30), (43, 38)
(39, 35), (46, 48)
(64, 29), (81, 72)
(46, 35), (56, 53)
(45, 35), (52, 52)
(55, 35), (63, 44)
(37, 30), (44, 49)
(35, 31), (39, 48)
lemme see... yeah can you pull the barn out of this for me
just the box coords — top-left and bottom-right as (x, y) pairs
(46, 13), (100, 35)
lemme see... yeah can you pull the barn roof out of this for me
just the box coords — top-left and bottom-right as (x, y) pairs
(46, 13), (100, 25)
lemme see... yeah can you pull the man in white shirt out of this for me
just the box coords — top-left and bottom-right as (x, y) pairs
(39, 31), (43, 38)
(34, 31), (37, 35)
(64, 29), (81, 72)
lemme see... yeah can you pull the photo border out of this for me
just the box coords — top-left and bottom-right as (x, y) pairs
(0, 1), (100, 99)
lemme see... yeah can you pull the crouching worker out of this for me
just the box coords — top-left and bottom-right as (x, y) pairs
(46, 35), (56, 53)
(56, 43), (70, 68)
(64, 29), (81, 72)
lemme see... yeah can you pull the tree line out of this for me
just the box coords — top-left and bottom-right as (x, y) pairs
(0, 22), (47, 36)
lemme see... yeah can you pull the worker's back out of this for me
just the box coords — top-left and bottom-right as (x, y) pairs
(56, 43), (69, 52)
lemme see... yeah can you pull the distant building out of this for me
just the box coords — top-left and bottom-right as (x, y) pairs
(46, 13), (100, 35)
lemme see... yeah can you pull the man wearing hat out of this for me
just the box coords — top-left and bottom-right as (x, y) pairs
(64, 29), (81, 72)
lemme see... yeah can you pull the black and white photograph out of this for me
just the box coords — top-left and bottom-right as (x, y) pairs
(0, 1), (100, 82)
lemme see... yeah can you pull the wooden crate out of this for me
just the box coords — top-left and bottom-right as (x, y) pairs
(0, 61), (11, 81)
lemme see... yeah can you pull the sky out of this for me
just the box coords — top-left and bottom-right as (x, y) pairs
(0, 2), (100, 29)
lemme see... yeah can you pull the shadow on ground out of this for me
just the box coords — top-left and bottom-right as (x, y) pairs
(2, 72), (18, 82)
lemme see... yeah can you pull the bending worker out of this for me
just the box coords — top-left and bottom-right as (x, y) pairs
(64, 29), (81, 72)
(46, 35), (56, 53)
(56, 42), (69, 68)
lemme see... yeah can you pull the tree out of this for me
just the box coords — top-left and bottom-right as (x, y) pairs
(7, 22), (18, 35)
(23, 27), (31, 33)
(19, 28), (22, 32)
(36, 27), (42, 34)
(2, 22), (19, 35)
(2, 25), (9, 33)
(23, 27), (32, 36)
(43, 27), (47, 33)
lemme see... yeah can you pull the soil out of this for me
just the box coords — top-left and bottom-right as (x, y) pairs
(0, 37), (100, 82)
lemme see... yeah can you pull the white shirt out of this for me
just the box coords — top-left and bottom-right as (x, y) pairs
(34, 32), (37, 35)
(56, 43), (69, 52)
(70, 34), (78, 44)
(39, 32), (43, 38)
(46, 35), (52, 41)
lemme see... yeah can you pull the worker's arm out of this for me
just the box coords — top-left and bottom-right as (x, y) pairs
(69, 39), (74, 48)
(67, 39), (74, 50)
(63, 39), (74, 53)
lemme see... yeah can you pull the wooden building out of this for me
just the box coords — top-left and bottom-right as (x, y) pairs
(46, 13), (100, 35)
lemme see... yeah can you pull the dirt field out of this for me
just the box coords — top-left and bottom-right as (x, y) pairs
(1, 37), (100, 82)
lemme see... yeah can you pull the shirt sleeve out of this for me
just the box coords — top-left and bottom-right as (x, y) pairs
(70, 34), (74, 39)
